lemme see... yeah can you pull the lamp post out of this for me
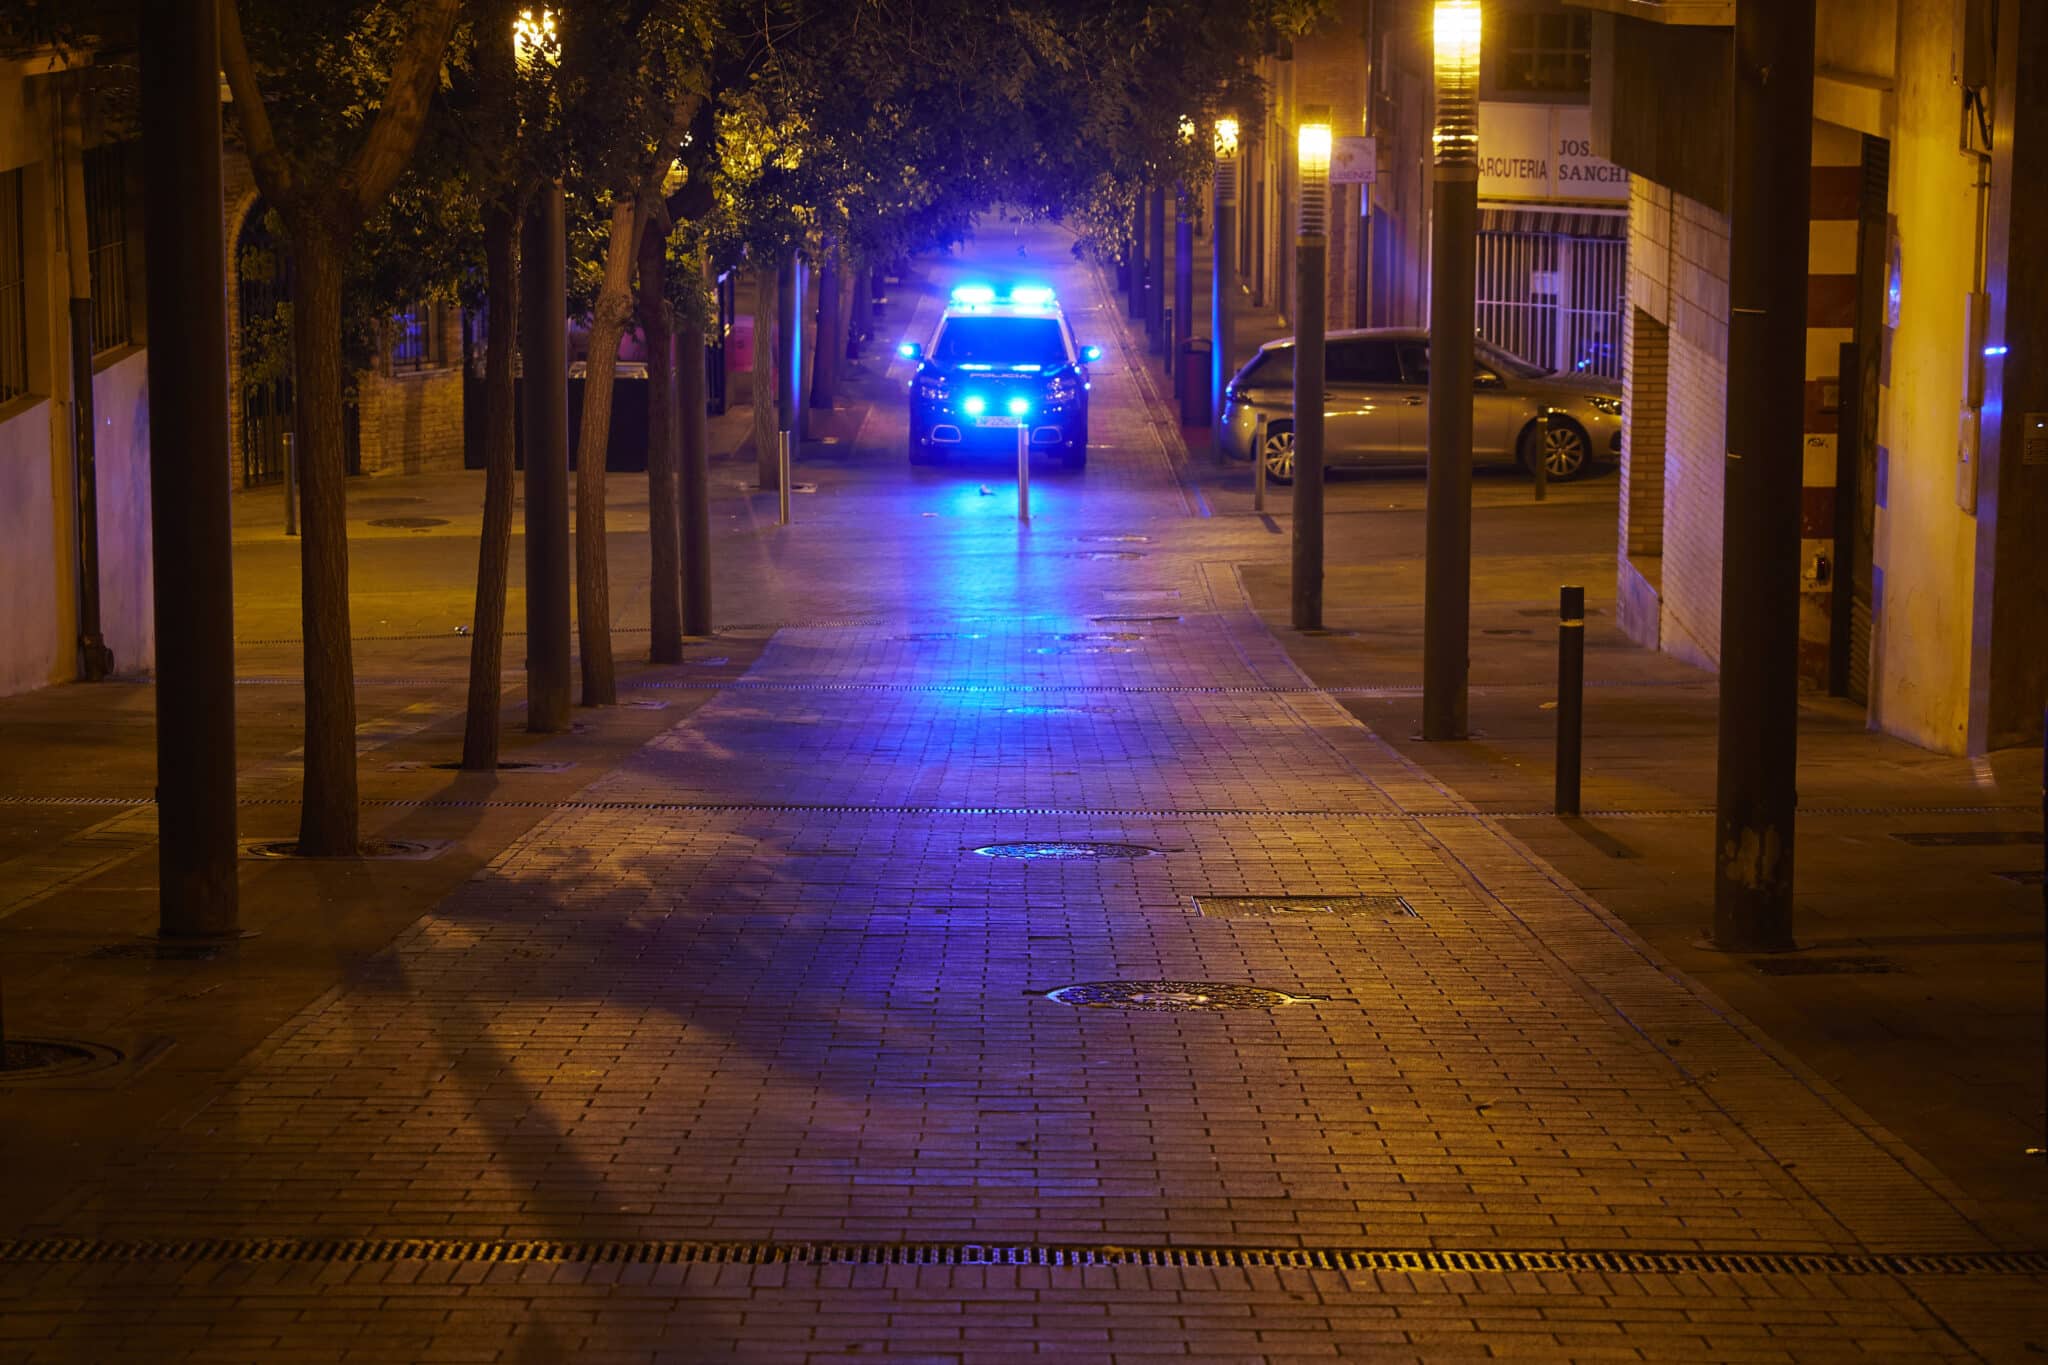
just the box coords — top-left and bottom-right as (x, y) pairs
(1174, 118), (1195, 391)
(1211, 116), (1239, 440)
(516, 7), (571, 734)
(1291, 109), (1332, 632)
(1424, 0), (1479, 741)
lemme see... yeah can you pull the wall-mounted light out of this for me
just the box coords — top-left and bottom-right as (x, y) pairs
(1433, 0), (1481, 167)
(1298, 108), (1332, 237)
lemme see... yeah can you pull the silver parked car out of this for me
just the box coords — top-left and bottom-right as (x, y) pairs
(1218, 327), (1623, 482)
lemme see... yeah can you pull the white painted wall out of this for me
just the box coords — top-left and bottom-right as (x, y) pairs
(0, 398), (61, 696)
(91, 350), (154, 677)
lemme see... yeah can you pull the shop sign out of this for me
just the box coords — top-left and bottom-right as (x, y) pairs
(1477, 103), (1627, 203)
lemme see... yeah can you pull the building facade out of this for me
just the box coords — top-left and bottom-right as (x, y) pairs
(1590, 0), (2047, 754)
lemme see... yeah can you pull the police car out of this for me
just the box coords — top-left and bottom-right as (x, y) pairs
(897, 283), (1101, 470)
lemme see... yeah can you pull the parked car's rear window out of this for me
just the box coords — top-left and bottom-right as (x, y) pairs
(1236, 348), (1293, 388)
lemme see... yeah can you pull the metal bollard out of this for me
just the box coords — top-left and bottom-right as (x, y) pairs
(1533, 408), (1549, 503)
(284, 431), (300, 537)
(1252, 411), (1268, 513)
(1556, 584), (1585, 816)
(1163, 307), (1175, 380)
(777, 430), (792, 526)
(1016, 423), (1031, 523)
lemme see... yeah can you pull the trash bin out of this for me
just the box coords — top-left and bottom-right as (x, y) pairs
(1178, 338), (1212, 427)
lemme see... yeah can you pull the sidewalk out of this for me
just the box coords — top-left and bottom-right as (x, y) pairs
(0, 222), (2041, 1362)
(1103, 216), (2048, 1242)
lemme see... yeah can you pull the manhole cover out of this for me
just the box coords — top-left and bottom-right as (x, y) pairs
(894, 632), (984, 642)
(0, 1038), (123, 1081)
(1058, 632), (1145, 642)
(1198, 894), (1417, 921)
(1892, 831), (2042, 847)
(241, 838), (449, 862)
(1044, 981), (1317, 1011)
(367, 516), (449, 530)
(974, 841), (1157, 860)
(1751, 955), (1899, 976)
(87, 941), (224, 962)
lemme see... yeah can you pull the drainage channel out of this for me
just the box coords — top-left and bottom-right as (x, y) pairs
(0, 1235), (2038, 1279)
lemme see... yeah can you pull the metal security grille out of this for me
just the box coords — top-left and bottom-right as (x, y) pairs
(1475, 231), (1626, 381)
(84, 143), (132, 355)
(0, 169), (27, 403)
(389, 303), (432, 371)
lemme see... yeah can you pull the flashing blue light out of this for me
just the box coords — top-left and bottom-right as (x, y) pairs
(1009, 364), (1042, 373)
(1011, 285), (1055, 307)
(1985, 344), (2009, 357)
(1081, 345), (1103, 362)
(1007, 395), (1031, 418)
(896, 341), (918, 359)
(958, 363), (994, 371)
(950, 284), (996, 305)
(963, 394), (987, 416)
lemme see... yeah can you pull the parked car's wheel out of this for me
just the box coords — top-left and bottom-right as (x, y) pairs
(1260, 421), (1296, 485)
(1521, 417), (1591, 481)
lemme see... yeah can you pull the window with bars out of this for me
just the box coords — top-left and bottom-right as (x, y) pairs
(1494, 11), (1592, 95)
(390, 302), (436, 371)
(84, 143), (134, 356)
(0, 169), (27, 403)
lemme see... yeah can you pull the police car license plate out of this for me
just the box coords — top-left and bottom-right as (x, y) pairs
(974, 415), (1021, 428)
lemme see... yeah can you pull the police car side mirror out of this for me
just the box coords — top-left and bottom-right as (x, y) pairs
(1080, 345), (1103, 363)
(896, 342), (923, 362)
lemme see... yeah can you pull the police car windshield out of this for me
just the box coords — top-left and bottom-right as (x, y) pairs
(932, 316), (1069, 368)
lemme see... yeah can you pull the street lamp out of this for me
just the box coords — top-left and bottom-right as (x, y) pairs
(517, 4), (572, 733)
(1424, 0), (1480, 740)
(1173, 117), (1196, 392)
(1210, 116), (1239, 440)
(1291, 107), (1331, 632)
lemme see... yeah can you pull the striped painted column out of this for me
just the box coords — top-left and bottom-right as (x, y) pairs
(1797, 123), (1864, 688)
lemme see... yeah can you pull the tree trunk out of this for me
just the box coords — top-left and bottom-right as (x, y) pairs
(573, 199), (640, 707)
(461, 203), (520, 770)
(639, 219), (682, 664)
(808, 237), (841, 409)
(679, 282), (712, 636)
(753, 263), (780, 490)
(289, 221), (360, 855)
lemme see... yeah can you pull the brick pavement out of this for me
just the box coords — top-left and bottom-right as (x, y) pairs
(1, 222), (2043, 1361)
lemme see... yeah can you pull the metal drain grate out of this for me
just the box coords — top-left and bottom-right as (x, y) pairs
(366, 516), (449, 530)
(1077, 534), (1153, 544)
(381, 760), (576, 774)
(1033, 645), (1133, 655)
(1065, 550), (1145, 561)
(1995, 868), (2043, 885)
(1000, 705), (1117, 717)
(1892, 831), (2042, 847)
(893, 632), (985, 642)
(0, 1236), (2043, 1278)
(1751, 955), (1899, 976)
(974, 841), (1158, 860)
(1044, 980), (1317, 1010)
(1198, 894), (1417, 921)
(87, 941), (223, 962)
(241, 838), (449, 862)
(1090, 614), (1180, 624)
(1058, 632), (1146, 642)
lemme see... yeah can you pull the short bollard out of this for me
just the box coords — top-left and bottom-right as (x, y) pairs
(1252, 412), (1268, 514)
(776, 430), (792, 526)
(1016, 422), (1031, 523)
(1533, 408), (1550, 503)
(1163, 307), (1175, 380)
(1555, 584), (1585, 816)
(284, 431), (300, 537)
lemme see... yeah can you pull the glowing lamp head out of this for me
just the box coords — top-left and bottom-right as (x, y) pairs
(949, 284), (995, 306)
(1297, 107), (1333, 236)
(513, 7), (558, 67)
(1007, 396), (1030, 418)
(1432, 0), (1482, 167)
(962, 394), (987, 417)
(1215, 116), (1239, 158)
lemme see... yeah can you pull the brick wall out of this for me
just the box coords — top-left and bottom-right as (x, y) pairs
(355, 305), (467, 477)
(1625, 176), (1730, 672)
